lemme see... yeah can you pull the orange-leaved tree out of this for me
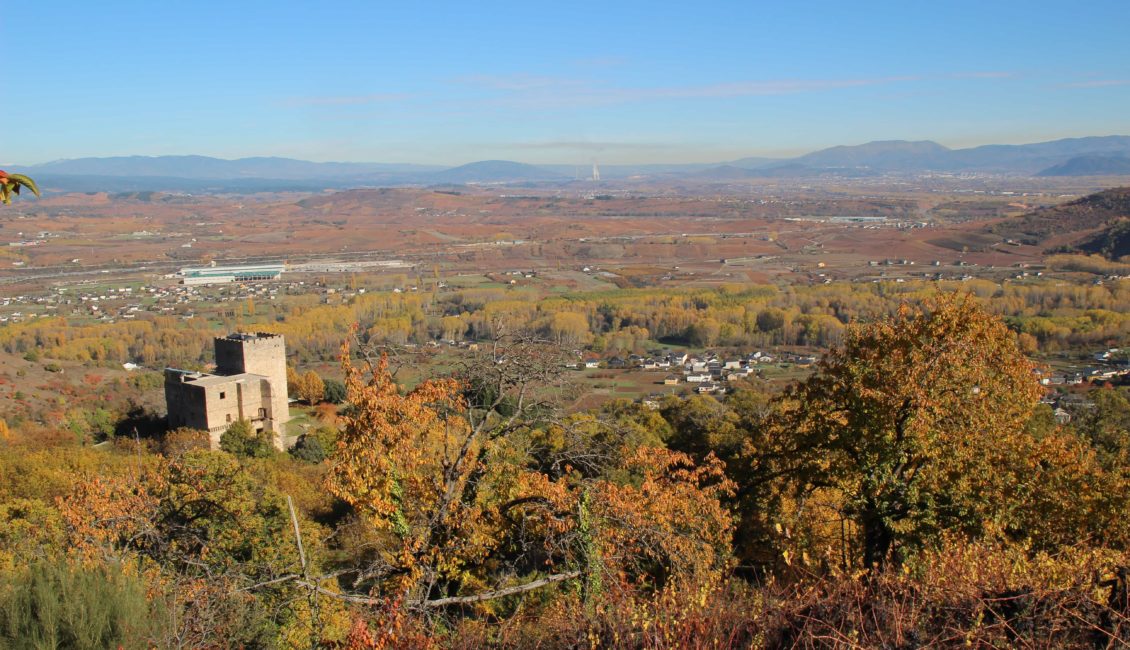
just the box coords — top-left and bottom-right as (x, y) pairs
(325, 333), (736, 611)
(327, 335), (578, 606)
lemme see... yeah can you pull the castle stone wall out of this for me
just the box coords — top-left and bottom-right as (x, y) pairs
(166, 333), (291, 450)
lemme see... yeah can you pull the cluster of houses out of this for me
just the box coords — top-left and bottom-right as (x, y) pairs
(76, 283), (287, 322)
(1, 280), (311, 325)
(2, 265), (463, 329)
(5, 230), (57, 251)
(1032, 348), (1130, 388)
(0, 293), (54, 323)
(1035, 348), (1130, 424)
(1041, 392), (1093, 426)
(579, 349), (818, 395)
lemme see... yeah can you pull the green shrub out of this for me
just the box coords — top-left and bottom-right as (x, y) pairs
(289, 434), (326, 463)
(323, 378), (347, 404)
(219, 419), (272, 458)
(0, 560), (165, 649)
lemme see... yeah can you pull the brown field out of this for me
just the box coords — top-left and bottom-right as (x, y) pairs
(0, 185), (1069, 293)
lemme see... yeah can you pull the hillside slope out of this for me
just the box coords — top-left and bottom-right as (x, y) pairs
(987, 187), (1130, 257)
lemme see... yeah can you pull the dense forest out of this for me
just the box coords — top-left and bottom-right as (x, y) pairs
(3, 294), (1130, 647)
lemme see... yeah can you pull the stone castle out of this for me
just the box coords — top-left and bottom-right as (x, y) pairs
(165, 332), (291, 448)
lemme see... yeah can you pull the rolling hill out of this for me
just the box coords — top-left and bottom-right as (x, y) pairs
(987, 187), (1130, 257)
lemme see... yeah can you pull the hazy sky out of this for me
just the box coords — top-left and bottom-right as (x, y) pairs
(5, 1), (1130, 165)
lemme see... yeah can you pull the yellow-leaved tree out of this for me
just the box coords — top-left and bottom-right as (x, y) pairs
(298, 370), (325, 404)
(763, 294), (1044, 569)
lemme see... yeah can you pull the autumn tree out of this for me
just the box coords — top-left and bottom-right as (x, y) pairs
(756, 307), (788, 333)
(161, 426), (210, 456)
(661, 394), (743, 463)
(324, 332), (734, 612)
(687, 317), (722, 347)
(297, 370), (325, 405)
(1074, 386), (1130, 471)
(548, 311), (591, 346)
(763, 294), (1043, 569)
(325, 334), (575, 605)
(287, 366), (301, 396)
(530, 399), (673, 478)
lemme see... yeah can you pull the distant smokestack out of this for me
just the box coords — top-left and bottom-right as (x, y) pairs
(591, 162), (600, 182)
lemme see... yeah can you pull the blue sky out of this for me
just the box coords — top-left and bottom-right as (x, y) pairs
(5, 1), (1130, 165)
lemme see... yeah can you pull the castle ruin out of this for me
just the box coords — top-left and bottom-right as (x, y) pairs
(165, 332), (291, 448)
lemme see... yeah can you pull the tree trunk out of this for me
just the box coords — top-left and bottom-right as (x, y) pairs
(861, 506), (894, 570)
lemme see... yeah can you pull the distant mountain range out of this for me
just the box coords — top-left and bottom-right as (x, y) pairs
(1036, 154), (1130, 177)
(685, 136), (1130, 179)
(429, 160), (565, 183)
(24, 155), (444, 180)
(12, 135), (1130, 192)
(795, 139), (952, 170)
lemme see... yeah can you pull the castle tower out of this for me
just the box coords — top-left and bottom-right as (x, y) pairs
(214, 332), (291, 446)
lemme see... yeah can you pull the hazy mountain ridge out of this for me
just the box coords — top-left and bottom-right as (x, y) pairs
(15, 136), (1130, 192)
(796, 140), (952, 170)
(29, 173), (352, 194)
(781, 137), (1130, 173)
(1038, 154), (1130, 177)
(952, 136), (1130, 170)
(429, 160), (565, 183)
(28, 156), (443, 180)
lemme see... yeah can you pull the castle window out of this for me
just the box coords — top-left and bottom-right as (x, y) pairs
(258, 408), (267, 418)
(226, 414), (232, 423)
(219, 391), (226, 399)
